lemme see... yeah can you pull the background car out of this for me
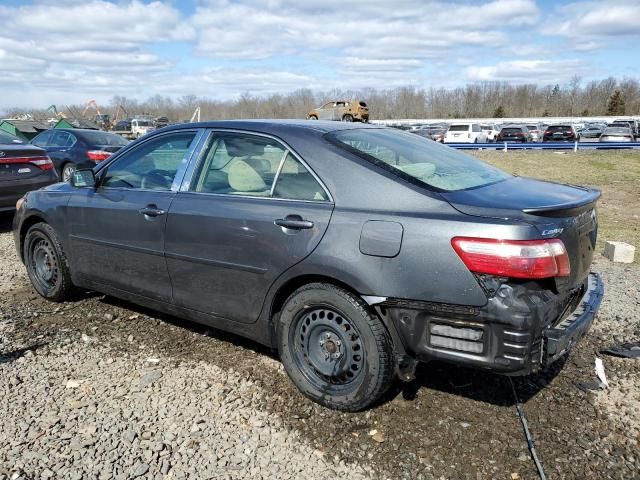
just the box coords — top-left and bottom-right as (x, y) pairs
(31, 128), (129, 181)
(0, 130), (57, 212)
(412, 125), (446, 142)
(543, 125), (579, 142)
(525, 123), (545, 142)
(307, 100), (369, 122)
(444, 123), (487, 143)
(599, 127), (634, 142)
(481, 124), (501, 142)
(580, 125), (604, 139)
(496, 125), (532, 143)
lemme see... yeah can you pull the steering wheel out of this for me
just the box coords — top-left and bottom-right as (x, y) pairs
(141, 170), (171, 190)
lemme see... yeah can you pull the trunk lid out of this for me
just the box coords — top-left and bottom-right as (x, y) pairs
(442, 176), (599, 290)
(0, 144), (50, 182)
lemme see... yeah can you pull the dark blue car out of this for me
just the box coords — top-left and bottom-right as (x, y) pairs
(31, 128), (129, 181)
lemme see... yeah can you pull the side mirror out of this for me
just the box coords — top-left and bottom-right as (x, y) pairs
(71, 169), (96, 188)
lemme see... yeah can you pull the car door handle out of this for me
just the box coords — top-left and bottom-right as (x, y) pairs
(275, 217), (314, 230)
(139, 205), (166, 217)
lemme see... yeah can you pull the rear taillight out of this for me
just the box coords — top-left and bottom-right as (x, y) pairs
(451, 237), (570, 279)
(0, 155), (54, 170)
(87, 150), (112, 162)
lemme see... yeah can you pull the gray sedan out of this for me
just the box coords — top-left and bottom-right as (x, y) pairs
(13, 120), (603, 410)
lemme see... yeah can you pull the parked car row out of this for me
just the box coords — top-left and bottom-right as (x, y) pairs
(0, 128), (128, 211)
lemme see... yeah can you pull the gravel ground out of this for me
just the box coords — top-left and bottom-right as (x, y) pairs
(1, 211), (638, 480)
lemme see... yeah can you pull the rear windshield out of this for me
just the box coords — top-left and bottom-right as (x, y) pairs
(526, 125), (538, 130)
(0, 131), (23, 144)
(80, 131), (129, 146)
(136, 120), (153, 127)
(502, 127), (522, 134)
(547, 125), (572, 132)
(604, 127), (631, 135)
(448, 125), (470, 132)
(327, 128), (510, 192)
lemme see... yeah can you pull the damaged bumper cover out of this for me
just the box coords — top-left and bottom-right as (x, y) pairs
(383, 272), (604, 376)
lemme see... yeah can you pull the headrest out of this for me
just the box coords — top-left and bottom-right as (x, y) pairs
(224, 137), (265, 157)
(228, 159), (267, 192)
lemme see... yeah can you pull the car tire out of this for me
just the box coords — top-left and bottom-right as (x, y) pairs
(307, 115), (318, 120)
(24, 222), (73, 302)
(342, 114), (353, 122)
(61, 162), (76, 182)
(277, 282), (395, 411)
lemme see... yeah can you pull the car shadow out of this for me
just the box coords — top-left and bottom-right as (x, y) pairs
(98, 295), (279, 360)
(0, 342), (48, 365)
(0, 212), (14, 233)
(391, 355), (567, 408)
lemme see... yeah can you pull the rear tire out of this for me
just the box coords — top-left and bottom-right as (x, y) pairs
(24, 222), (73, 302)
(277, 283), (395, 411)
(307, 115), (318, 120)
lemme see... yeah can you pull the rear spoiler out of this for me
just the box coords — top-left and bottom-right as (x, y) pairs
(522, 188), (601, 217)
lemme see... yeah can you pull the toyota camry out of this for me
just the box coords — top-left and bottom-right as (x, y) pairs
(13, 120), (604, 411)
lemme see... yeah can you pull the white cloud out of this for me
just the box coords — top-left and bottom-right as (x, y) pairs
(464, 59), (589, 83)
(541, 1), (640, 38)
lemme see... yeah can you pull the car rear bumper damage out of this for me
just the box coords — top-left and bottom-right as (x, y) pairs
(380, 272), (603, 376)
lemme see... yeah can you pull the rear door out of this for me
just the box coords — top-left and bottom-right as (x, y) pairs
(46, 131), (77, 169)
(165, 130), (334, 323)
(67, 129), (203, 301)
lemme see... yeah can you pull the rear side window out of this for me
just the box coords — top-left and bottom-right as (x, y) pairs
(52, 131), (76, 147)
(193, 133), (286, 196)
(273, 153), (329, 201)
(328, 128), (510, 192)
(193, 133), (329, 201)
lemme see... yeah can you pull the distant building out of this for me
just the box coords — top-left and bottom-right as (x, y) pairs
(53, 118), (99, 130)
(0, 119), (49, 140)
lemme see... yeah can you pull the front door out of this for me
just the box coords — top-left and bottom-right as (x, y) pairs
(165, 131), (334, 323)
(66, 130), (201, 302)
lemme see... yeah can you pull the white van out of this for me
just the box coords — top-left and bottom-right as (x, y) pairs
(444, 123), (488, 143)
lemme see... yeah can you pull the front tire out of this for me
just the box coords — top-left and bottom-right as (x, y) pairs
(61, 162), (76, 182)
(24, 223), (73, 301)
(277, 283), (395, 411)
(307, 115), (318, 120)
(342, 114), (354, 122)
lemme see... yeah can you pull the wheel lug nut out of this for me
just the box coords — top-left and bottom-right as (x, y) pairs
(336, 340), (341, 346)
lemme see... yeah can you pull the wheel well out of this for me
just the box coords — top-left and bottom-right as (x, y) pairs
(19, 215), (45, 260)
(269, 274), (362, 335)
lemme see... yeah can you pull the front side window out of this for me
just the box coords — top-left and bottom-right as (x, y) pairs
(31, 130), (52, 146)
(327, 128), (511, 192)
(102, 131), (196, 190)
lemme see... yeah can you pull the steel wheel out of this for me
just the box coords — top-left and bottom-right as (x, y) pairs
(62, 163), (76, 182)
(290, 306), (365, 390)
(28, 236), (60, 293)
(24, 223), (73, 301)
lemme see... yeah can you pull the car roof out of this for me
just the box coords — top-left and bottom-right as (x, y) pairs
(155, 119), (380, 136)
